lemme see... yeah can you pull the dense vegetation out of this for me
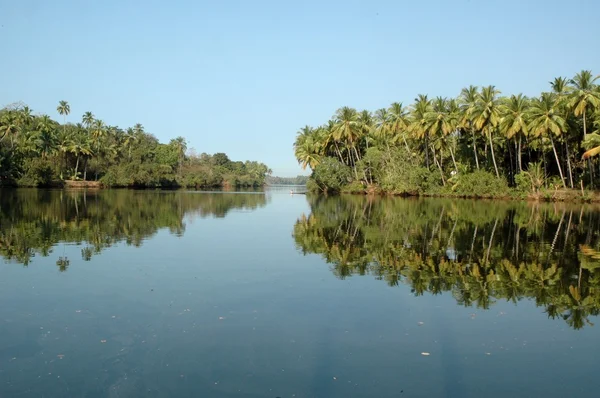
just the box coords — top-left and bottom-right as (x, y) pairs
(0, 102), (271, 188)
(0, 189), (268, 266)
(266, 175), (309, 185)
(294, 195), (600, 330)
(294, 70), (600, 198)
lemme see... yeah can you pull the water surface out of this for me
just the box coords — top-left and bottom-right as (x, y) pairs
(1, 189), (599, 397)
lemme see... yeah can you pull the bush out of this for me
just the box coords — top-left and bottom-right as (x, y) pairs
(311, 157), (352, 193)
(17, 158), (58, 187)
(342, 181), (365, 194)
(447, 170), (509, 198)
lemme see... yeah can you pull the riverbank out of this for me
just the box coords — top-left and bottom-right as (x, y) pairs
(335, 184), (600, 203)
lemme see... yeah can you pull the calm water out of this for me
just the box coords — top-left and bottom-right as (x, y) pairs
(1, 189), (600, 397)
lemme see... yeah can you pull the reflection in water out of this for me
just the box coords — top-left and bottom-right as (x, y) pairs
(293, 195), (600, 330)
(0, 189), (268, 266)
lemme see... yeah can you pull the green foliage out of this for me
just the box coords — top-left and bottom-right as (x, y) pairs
(16, 158), (59, 187)
(0, 103), (270, 189)
(311, 157), (352, 193)
(293, 69), (600, 196)
(446, 170), (509, 198)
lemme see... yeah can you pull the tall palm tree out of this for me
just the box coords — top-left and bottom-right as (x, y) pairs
(499, 94), (529, 173)
(82, 111), (94, 129)
(123, 128), (138, 161)
(458, 85), (480, 170)
(91, 119), (106, 180)
(409, 94), (432, 168)
(388, 102), (411, 154)
(425, 97), (456, 180)
(569, 70), (600, 137)
(528, 93), (567, 188)
(170, 136), (187, 174)
(551, 77), (575, 187)
(57, 101), (70, 133)
(333, 107), (362, 179)
(68, 131), (93, 180)
(472, 85), (502, 178)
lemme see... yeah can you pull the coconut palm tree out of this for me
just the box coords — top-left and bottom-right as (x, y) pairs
(472, 85), (502, 178)
(82, 111), (94, 129)
(409, 94), (432, 168)
(123, 128), (138, 161)
(388, 102), (411, 154)
(294, 126), (321, 170)
(458, 85), (480, 170)
(499, 94), (529, 173)
(333, 107), (362, 179)
(528, 93), (567, 188)
(0, 111), (18, 146)
(57, 101), (70, 133)
(170, 136), (187, 174)
(569, 70), (600, 137)
(68, 132), (93, 180)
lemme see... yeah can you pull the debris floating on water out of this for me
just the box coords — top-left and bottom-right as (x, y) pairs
(421, 352), (430, 356)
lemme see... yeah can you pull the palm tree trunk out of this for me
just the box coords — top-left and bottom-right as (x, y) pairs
(518, 135), (523, 172)
(432, 145), (446, 186)
(74, 154), (80, 179)
(565, 139), (574, 188)
(402, 134), (411, 157)
(449, 144), (458, 173)
(583, 109), (587, 137)
(425, 133), (431, 169)
(549, 134), (566, 188)
(488, 131), (500, 178)
(472, 128), (480, 170)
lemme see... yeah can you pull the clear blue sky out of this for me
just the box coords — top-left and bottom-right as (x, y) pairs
(1, 0), (599, 176)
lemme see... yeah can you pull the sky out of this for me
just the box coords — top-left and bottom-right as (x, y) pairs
(1, 0), (599, 176)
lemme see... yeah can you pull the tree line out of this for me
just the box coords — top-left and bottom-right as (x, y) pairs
(0, 101), (271, 188)
(266, 175), (309, 185)
(294, 70), (600, 196)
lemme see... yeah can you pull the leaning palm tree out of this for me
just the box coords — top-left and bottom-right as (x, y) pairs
(528, 93), (567, 188)
(550, 77), (575, 187)
(0, 111), (18, 146)
(499, 94), (529, 173)
(294, 126), (321, 170)
(568, 70), (600, 137)
(472, 85), (502, 178)
(458, 85), (481, 169)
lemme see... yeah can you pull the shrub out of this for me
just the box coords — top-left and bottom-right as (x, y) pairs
(311, 157), (352, 193)
(17, 158), (58, 187)
(447, 170), (509, 198)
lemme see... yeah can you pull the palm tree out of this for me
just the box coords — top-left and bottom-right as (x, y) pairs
(294, 126), (321, 170)
(388, 102), (411, 154)
(569, 70), (600, 137)
(472, 85), (502, 178)
(409, 95), (432, 168)
(170, 136), (187, 174)
(123, 128), (138, 161)
(91, 119), (106, 180)
(333, 107), (362, 179)
(0, 111), (18, 146)
(425, 97), (456, 181)
(57, 101), (70, 132)
(550, 77), (575, 187)
(528, 93), (567, 188)
(82, 111), (94, 129)
(35, 115), (58, 159)
(68, 132), (93, 180)
(458, 85), (480, 170)
(499, 94), (529, 173)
